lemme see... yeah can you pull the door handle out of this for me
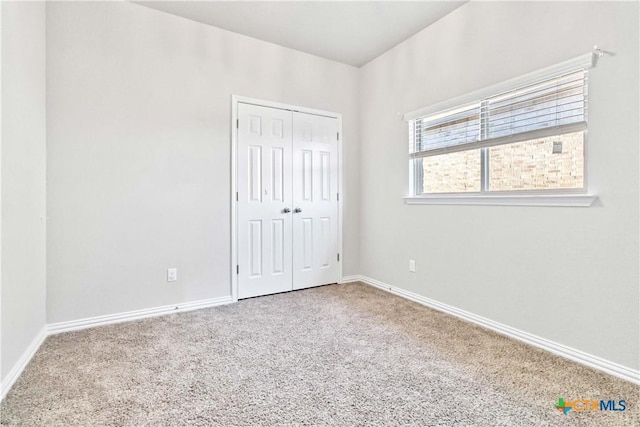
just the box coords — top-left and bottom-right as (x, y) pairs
(282, 208), (291, 213)
(294, 208), (302, 213)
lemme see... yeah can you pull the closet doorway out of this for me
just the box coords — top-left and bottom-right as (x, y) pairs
(231, 97), (342, 300)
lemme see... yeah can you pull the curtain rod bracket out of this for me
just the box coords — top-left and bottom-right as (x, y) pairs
(592, 45), (614, 67)
(593, 45), (605, 58)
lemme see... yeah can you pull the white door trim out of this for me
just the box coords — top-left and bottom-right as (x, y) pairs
(231, 95), (343, 302)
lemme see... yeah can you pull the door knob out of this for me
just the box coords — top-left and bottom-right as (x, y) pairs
(294, 208), (302, 213)
(282, 208), (291, 213)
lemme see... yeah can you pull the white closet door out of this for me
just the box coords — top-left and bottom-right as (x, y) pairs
(291, 112), (339, 290)
(237, 103), (293, 299)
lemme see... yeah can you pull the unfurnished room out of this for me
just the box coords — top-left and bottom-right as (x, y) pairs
(0, 1), (639, 425)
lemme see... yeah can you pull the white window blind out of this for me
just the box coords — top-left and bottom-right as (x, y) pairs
(409, 70), (588, 159)
(412, 102), (480, 153)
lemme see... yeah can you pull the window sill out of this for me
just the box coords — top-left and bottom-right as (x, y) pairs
(403, 194), (598, 207)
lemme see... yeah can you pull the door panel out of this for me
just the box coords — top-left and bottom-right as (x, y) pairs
(271, 148), (284, 202)
(319, 217), (331, 268)
(237, 103), (293, 299)
(248, 146), (262, 202)
(302, 150), (313, 201)
(292, 112), (339, 290)
(248, 220), (262, 277)
(302, 217), (313, 270)
(271, 219), (285, 274)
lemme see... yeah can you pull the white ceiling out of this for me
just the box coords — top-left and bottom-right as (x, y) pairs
(134, 1), (466, 67)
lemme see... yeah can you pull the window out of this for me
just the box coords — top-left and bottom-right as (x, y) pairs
(407, 57), (595, 206)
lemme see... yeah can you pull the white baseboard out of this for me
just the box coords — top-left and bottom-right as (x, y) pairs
(1, 295), (234, 402)
(3, 278), (638, 404)
(340, 275), (361, 284)
(342, 275), (640, 385)
(1, 326), (47, 401)
(47, 295), (234, 335)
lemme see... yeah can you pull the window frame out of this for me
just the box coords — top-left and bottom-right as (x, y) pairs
(404, 53), (598, 207)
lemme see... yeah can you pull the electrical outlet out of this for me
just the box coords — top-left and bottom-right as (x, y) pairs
(167, 268), (178, 282)
(409, 260), (416, 273)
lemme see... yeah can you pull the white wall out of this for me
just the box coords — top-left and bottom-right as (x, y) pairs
(1, 1), (47, 381)
(46, 2), (359, 323)
(359, 1), (639, 370)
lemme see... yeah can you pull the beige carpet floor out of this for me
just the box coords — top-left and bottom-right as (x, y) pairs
(1, 283), (638, 426)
